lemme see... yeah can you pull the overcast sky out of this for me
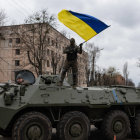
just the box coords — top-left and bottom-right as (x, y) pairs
(0, 0), (140, 85)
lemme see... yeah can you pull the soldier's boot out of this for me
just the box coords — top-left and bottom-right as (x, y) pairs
(58, 69), (67, 86)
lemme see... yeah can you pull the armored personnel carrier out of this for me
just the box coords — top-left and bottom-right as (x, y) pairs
(0, 70), (139, 140)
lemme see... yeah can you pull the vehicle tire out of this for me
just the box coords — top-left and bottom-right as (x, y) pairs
(101, 110), (130, 140)
(0, 129), (11, 137)
(12, 111), (52, 140)
(57, 111), (90, 140)
(134, 112), (140, 138)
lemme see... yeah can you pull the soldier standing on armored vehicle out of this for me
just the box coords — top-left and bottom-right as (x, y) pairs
(59, 38), (83, 88)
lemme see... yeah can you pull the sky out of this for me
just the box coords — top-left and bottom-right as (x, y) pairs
(0, 0), (140, 86)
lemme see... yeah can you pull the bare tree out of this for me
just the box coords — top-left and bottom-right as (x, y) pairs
(50, 36), (66, 75)
(12, 9), (56, 76)
(96, 67), (123, 86)
(58, 56), (65, 74)
(137, 82), (140, 88)
(123, 62), (129, 85)
(0, 9), (6, 26)
(127, 79), (135, 87)
(51, 51), (61, 75)
(85, 64), (90, 86)
(107, 67), (118, 85)
(85, 43), (102, 86)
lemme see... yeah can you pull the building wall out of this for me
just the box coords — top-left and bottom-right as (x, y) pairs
(0, 28), (14, 83)
(0, 24), (88, 86)
(114, 74), (125, 85)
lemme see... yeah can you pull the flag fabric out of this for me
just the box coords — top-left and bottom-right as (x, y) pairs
(58, 10), (109, 41)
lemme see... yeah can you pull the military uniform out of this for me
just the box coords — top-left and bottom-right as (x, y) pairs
(60, 42), (82, 87)
(16, 74), (30, 85)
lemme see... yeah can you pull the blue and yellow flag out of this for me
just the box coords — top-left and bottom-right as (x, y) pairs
(58, 10), (109, 41)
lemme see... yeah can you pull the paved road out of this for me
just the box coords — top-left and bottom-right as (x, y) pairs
(0, 126), (135, 140)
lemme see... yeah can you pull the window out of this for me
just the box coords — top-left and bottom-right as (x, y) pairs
(15, 49), (20, 55)
(51, 51), (54, 56)
(15, 60), (20, 66)
(51, 61), (53, 67)
(47, 60), (50, 67)
(48, 38), (50, 44)
(9, 38), (12, 43)
(47, 49), (50, 55)
(16, 38), (20, 44)
(52, 40), (54, 46)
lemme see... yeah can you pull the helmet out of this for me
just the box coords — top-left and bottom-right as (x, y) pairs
(70, 38), (75, 45)
(16, 74), (23, 80)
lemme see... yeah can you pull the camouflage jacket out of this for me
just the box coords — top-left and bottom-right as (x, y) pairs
(63, 45), (82, 61)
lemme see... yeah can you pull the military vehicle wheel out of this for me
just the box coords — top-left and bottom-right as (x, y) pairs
(134, 112), (140, 138)
(57, 111), (90, 140)
(12, 112), (52, 140)
(102, 110), (130, 140)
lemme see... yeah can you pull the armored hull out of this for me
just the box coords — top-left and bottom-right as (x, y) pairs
(0, 72), (139, 140)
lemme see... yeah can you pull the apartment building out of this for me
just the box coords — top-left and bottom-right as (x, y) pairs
(0, 24), (88, 86)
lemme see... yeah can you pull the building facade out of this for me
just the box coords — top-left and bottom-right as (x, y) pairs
(0, 24), (88, 86)
(114, 74), (125, 85)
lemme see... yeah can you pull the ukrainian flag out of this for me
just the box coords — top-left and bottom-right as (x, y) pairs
(58, 10), (109, 41)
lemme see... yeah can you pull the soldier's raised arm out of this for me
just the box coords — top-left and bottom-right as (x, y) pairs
(77, 43), (83, 54)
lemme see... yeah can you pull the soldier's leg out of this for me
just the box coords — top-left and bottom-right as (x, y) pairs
(60, 61), (70, 84)
(71, 61), (78, 87)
